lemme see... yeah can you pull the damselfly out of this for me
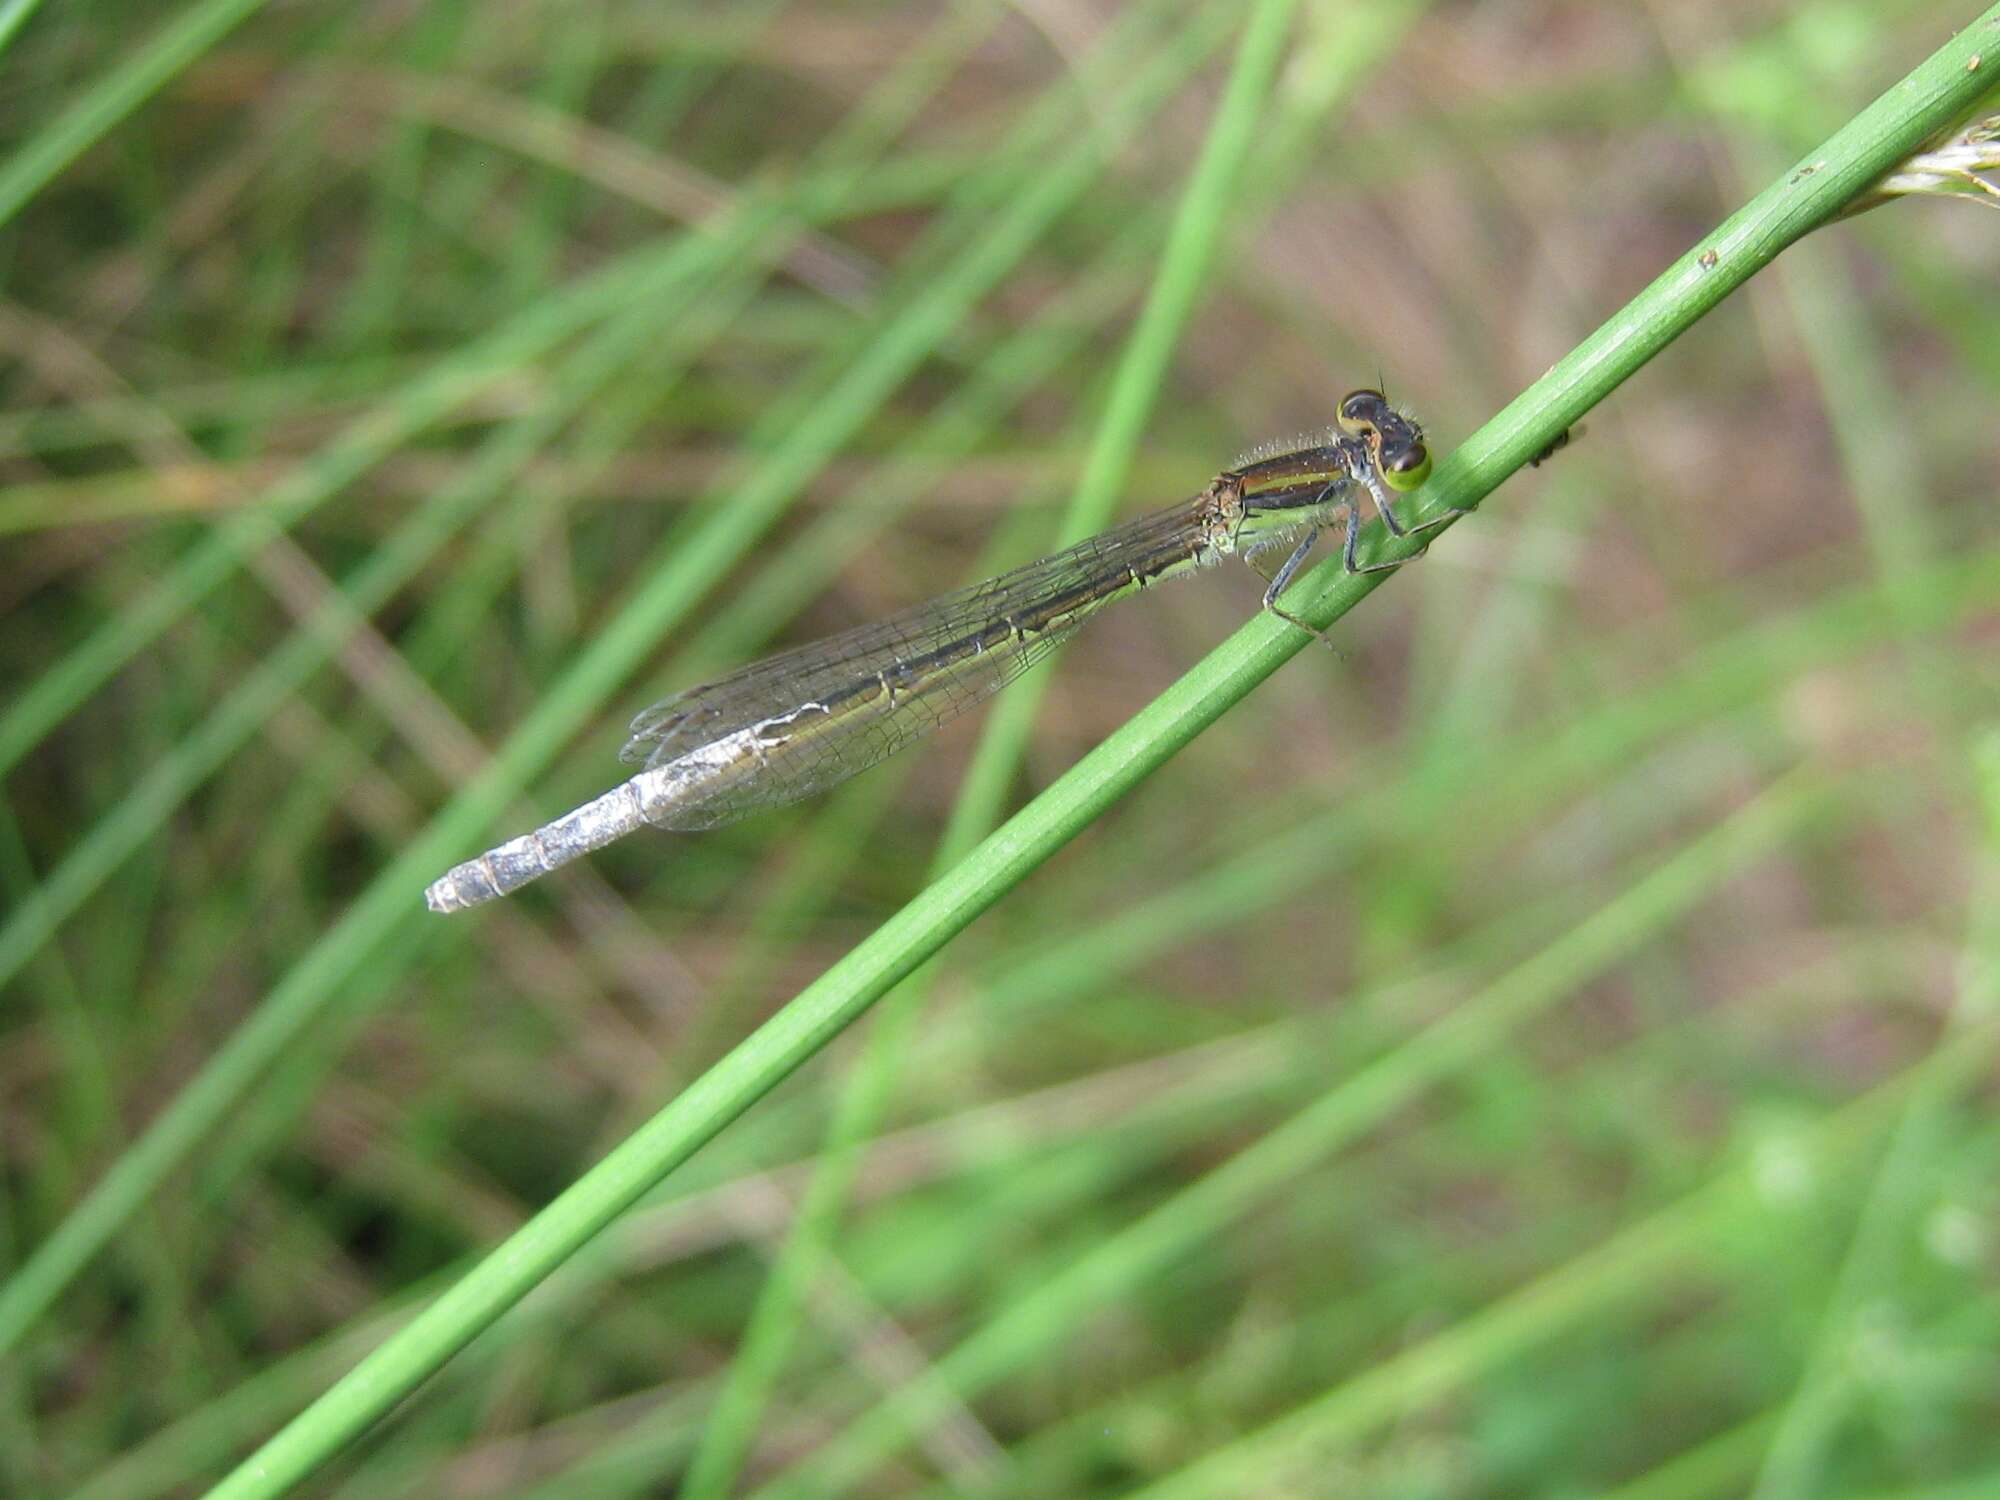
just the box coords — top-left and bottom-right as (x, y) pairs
(425, 389), (1448, 913)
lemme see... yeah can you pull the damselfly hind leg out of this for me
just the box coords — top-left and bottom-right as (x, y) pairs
(1255, 525), (1341, 650)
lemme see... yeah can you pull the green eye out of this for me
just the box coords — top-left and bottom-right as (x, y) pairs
(1380, 444), (1431, 492)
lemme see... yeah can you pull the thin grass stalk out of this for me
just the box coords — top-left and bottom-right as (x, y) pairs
(196, 10), (2000, 1499)
(676, 6), (1303, 1494)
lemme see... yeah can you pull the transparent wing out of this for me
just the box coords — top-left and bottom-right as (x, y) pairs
(619, 498), (1214, 830)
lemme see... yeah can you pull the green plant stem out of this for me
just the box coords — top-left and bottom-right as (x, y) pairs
(676, 6), (1302, 1495)
(757, 768), (1833, 1499)
(197, 9), (1999, 1496)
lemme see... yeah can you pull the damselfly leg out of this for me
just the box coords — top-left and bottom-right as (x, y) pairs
(1256, 522), (1335, 647)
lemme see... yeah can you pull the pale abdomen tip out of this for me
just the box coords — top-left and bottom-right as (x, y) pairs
(424, 859), (502, 914)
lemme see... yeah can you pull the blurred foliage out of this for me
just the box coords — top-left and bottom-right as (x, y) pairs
(2, 1), (1997, 1497)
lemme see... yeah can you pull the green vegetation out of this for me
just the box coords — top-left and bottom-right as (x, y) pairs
(4, 2), (1998, 1497)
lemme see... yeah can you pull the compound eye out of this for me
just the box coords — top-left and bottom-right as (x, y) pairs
(1337, 388), (1389, 434)
(1379, 441), (1432, 493)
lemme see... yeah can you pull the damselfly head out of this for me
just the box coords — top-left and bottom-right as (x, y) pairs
(1336, 388), (1431, 493)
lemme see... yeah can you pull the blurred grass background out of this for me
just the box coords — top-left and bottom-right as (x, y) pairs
(4, 0), (2000, 1496)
